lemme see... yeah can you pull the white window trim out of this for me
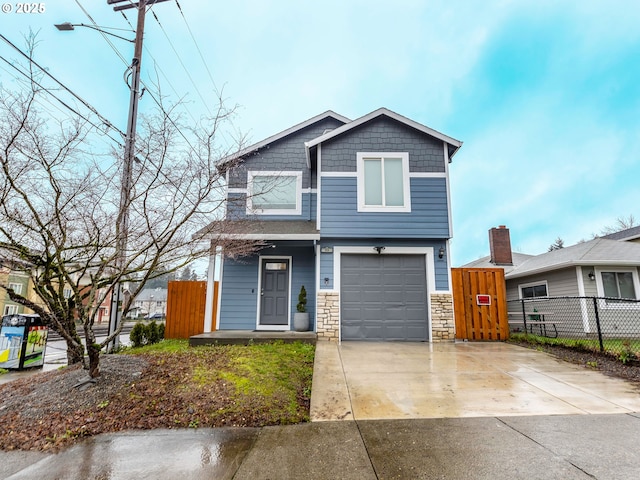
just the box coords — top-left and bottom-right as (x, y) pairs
(356, 152), (411, 213)
(3, 304), (18, 316)
(594, 266), (640, 308)
(7, 283), (22, 295)
(246, 171), (302, 215)
(518, 280), (549, 299)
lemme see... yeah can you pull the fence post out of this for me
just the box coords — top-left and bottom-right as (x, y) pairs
(592, 297), (604, 352)
(521, 299), (527, 333)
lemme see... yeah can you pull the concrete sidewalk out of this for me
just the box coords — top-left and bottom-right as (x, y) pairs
(3, 414), (640, 479)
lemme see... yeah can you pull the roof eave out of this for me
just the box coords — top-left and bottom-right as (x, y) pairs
(218, 110), (350, 167)
(506, 260), (640, 279)
(216, 233), (320, 241)
(305, 107), (463, 152)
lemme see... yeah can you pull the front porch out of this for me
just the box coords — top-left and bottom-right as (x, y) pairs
(189, 330), (317, 346)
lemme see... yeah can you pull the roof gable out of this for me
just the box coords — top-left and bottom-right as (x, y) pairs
(218, 110), (350, 167)
(305, 107), (463, 160)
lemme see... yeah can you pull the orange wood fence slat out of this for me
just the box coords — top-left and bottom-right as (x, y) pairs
(452, 268), (508, 341)
(165, 281), (218, 339)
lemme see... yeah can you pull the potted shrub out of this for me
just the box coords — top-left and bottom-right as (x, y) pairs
(293, 285), (309, 331)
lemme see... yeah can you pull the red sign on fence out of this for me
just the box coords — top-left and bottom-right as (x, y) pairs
(476, 294), (491, 306)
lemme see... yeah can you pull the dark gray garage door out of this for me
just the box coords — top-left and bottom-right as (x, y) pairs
(341, 254), (428, 341)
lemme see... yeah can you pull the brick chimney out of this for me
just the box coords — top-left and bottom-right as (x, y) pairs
(489, 225), (513, 265)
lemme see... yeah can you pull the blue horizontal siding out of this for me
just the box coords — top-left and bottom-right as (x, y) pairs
(227, 191), (316, 221)
(219, 256), (260, 330)
(219, 246), (317, 330)
(320, 177), (449, 238)
(318, 239), (450, 291)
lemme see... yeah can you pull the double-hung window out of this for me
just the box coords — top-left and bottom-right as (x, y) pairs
(601, 271), (637, 300)
(8, 283), (22, 294)
(519, 282), (548, 299)
(247, 171), (302, 215)
(357, 153), (410, 212)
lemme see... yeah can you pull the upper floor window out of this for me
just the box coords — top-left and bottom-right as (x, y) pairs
(519, 282), (548, 299)
(3, 304), (18, 316)
(8, 283), (22, 295)
(357, 153), (410, 212)
(247, 171), (302, 215)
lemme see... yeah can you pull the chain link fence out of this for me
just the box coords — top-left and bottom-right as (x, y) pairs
(507, 296), (640, 358)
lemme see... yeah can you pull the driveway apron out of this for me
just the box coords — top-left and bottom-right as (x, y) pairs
(310, 340), (640, 421)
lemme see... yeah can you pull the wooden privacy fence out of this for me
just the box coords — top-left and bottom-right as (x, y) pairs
(165, 280), (218, 339)
(452, 268), (508, 341)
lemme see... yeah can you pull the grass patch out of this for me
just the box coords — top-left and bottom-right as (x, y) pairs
(0, 368), (8, 375)
(124, 338), (191, 354)
(122, 339), (316, 426)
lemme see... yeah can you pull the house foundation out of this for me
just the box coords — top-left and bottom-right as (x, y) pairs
(316, 291), (340, 341)
(430, 293), (455, 342)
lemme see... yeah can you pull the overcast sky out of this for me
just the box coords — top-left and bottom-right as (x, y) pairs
(2, 0), (639, 267)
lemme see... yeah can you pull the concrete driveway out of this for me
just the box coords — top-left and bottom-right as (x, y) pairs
(310, 340), (640, 421)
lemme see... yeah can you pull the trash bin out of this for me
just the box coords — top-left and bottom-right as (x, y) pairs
(0, 314), (48, 370)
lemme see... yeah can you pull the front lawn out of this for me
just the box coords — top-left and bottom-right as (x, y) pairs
(0, 340), (315, 451)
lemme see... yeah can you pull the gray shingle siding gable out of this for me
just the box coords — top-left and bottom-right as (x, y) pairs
(228, 117), (344, 189)
(321, 116), (446, 173)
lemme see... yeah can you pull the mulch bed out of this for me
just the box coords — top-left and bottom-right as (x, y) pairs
(510, 341), (640, 386)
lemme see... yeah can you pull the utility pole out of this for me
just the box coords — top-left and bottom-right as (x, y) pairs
(106, 0), (169, 351)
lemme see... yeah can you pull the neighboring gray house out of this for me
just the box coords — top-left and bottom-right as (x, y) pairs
(464, 226), (640, 302)
(602, 225), (640, 244)
(132, 288), (168, 318)
(201, 108), (462, 342)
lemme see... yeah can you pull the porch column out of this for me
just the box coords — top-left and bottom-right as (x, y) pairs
(203, 241), (217, 333)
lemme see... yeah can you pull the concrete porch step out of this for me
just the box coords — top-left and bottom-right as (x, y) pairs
(189, 330), (317, 346)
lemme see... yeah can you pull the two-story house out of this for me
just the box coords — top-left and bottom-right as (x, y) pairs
(202, 108), (462, 342)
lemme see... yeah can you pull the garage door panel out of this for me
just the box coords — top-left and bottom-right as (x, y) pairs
(404, 291), (426, 303)
(382, 273), (403, 286)
(404, 273), (425, 284)
(341, 254), (428, 341)
(362, 273), (382, 285)
(382, 256), (403, 268)
(406, 325), (428, 338)
(362, 307), (384, 320)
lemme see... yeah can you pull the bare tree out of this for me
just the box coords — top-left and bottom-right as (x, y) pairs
(600, 215), (637, 236)
(0, 69), (257, 378)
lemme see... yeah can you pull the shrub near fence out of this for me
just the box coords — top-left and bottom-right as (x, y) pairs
(507, 296), (640, 359)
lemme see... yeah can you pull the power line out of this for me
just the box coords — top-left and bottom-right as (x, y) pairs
(149, 9), (213, 116)
(73, 1), (209, 161)
(0, 52), (125, 146)
(173, 0), (220, 97)
(118, 8), (200, 126)
(0, 33), (125, 139)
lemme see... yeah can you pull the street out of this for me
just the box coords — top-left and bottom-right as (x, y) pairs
(0, 322), (136, 384)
